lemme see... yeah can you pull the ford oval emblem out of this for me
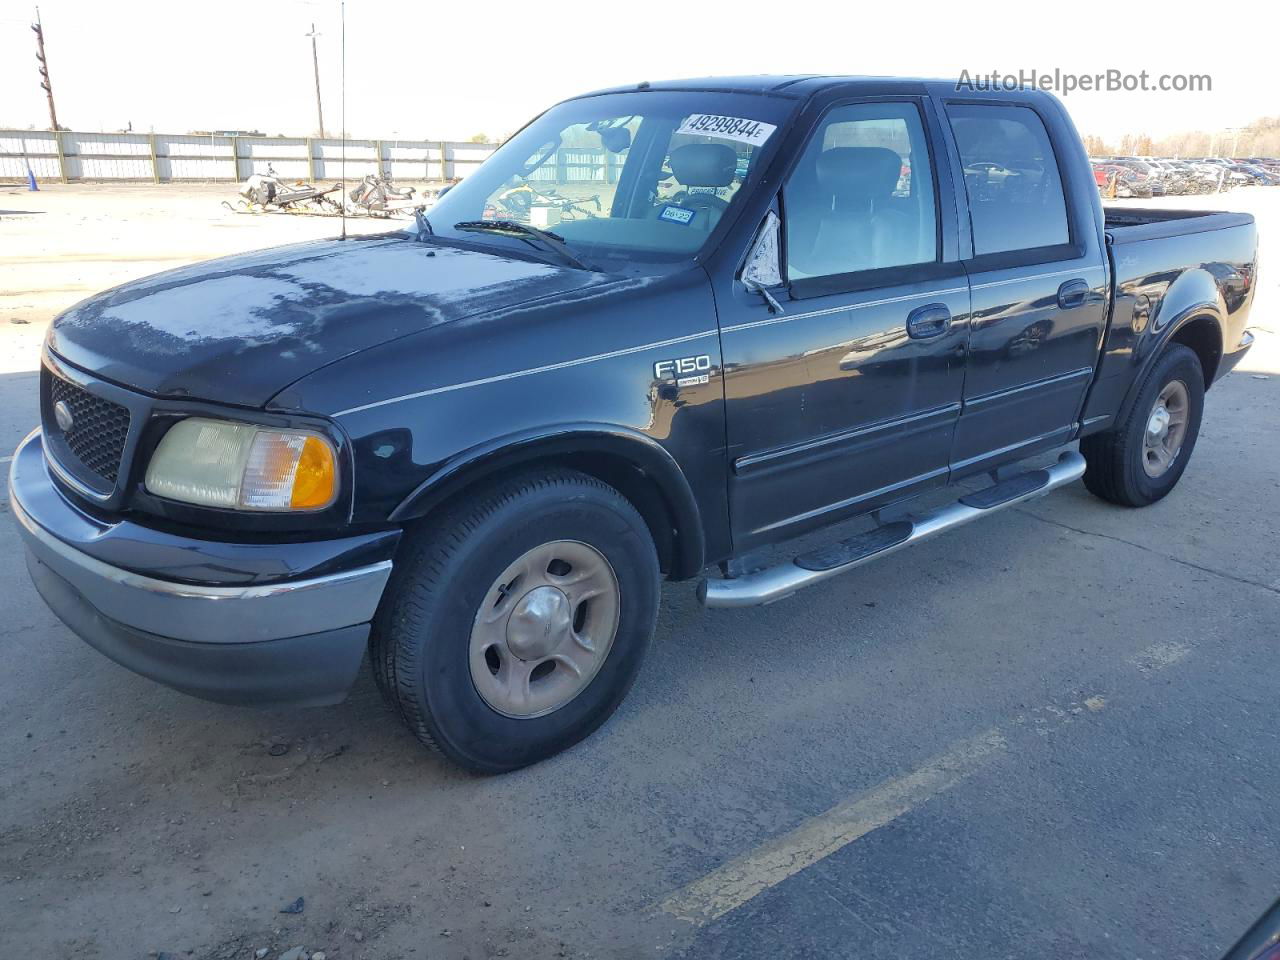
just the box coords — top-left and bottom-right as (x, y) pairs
(53, 400), (75, 433)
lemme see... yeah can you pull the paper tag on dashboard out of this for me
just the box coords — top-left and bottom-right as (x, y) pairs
(676, 114), (777, 146)
(658, 205), (697, 225)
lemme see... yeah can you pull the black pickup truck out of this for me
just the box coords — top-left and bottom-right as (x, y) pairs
(10, 77), (1257, 772)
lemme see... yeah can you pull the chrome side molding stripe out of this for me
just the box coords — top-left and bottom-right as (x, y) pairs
(334, 329), (720, 417)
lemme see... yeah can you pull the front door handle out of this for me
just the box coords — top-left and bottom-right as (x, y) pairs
(906, 303), (952, 339)
(1056, 279), (1090, 310)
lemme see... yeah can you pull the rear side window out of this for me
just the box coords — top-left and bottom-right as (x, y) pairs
(947, 104), (1069, 256)
(784, 102), (938, 281)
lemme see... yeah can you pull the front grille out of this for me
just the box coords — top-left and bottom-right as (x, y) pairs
(47, 373), (132, 484)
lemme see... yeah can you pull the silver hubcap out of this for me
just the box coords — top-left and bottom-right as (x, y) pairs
(1142, 379), (1190, 478)
(469, 540), (620, 719)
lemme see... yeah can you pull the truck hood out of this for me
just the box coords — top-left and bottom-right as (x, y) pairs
(46, 234), (602, 407)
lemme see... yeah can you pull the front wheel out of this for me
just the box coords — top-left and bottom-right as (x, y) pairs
(370, 469), (660, 772)
(1081, 343), (1205, 507)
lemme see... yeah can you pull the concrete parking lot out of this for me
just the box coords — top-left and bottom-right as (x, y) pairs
(2, 181), (1278, 960)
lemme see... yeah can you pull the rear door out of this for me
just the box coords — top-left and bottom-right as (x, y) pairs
(719, 97), (972, 550)
(936, 97), (1108, 476)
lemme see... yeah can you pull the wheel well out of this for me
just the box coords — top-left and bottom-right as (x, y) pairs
(559, 451), (679, 577)
(1169, 316), (1222, 389)
(399, 450), (690, 579)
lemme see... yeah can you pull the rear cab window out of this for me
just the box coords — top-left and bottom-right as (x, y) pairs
(946, 103), (1071, 256)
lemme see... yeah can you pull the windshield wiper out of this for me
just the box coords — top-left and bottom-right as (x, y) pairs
(453, 219), (593, 271)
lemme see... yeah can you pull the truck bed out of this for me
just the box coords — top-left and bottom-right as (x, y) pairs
(1084, 203), (1257, 430)
(1104, 207), (1255, 244)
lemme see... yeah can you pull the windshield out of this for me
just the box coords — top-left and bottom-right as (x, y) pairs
(425, 91), (794, 269)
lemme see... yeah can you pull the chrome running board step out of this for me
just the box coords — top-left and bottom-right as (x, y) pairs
(795, 521), (913, 572)
(958, 467), (1051, 508)
(699, 451), (1086, 609)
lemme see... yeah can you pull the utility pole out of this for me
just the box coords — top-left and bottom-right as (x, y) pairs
(32, 7), (60, 132)
(306, 23), (325, 138)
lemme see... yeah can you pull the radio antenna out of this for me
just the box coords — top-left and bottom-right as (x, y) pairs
(339, 0), (347, 240)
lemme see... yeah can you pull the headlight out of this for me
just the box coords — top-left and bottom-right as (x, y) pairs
(145, 418), (338, 511)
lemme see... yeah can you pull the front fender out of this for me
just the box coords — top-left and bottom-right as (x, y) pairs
(388, 423), (707, 578)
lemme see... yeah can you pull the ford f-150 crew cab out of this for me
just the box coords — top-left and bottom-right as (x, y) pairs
(10, 76), (1258, 771)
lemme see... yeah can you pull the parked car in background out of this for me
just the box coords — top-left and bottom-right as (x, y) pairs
(1092, 161), (1150, 198)
(1231, 163), (1280, 186)
(1154, 159), (1201, 195)
(1242, 157), (1280, 177)
(1109, 159), (1168, 196)
(1084, 153), (1280, 197)
(1191, 161), (1229, 192)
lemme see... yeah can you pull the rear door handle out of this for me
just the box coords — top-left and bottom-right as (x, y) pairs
(1056, 279), (1090, 309)
(905, 303), (952, 339)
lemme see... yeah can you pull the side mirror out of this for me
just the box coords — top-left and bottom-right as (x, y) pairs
(739, 210), (784, 313)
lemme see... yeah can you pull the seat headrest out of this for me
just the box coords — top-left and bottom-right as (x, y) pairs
(669, 143), (738, 187)
(815, 147), (902, 199)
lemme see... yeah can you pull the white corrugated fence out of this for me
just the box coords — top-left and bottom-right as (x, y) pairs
(0, 129), (499, 183)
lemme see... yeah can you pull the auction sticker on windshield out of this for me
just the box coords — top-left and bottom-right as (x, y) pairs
(677, 114), (777, 146)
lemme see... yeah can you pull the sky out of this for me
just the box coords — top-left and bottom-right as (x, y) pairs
(0, 0), (1273, 143)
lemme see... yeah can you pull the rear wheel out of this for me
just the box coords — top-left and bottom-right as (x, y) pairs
(1081, 344), (1205, 506)
(370, 469), (660, 773)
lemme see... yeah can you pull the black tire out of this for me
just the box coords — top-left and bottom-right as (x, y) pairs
(369, 469), (660, 773)
(1081, 344), (1205, 507)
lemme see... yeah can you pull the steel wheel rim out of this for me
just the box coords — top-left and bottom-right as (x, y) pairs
(469, 540), (621, 719)
(1142, 379), (1190, 478)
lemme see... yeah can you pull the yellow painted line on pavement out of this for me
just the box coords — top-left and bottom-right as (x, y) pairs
(657, 661), (1176, 928)
(660, 728), (1007, 925)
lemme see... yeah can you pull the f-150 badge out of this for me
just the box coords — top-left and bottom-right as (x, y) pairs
(654, 354), (712, 387)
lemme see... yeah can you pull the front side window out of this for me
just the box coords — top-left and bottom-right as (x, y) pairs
(784, 102), (938, 281)
(947, 103), (1070, 256)
(426, 92), (793, 269)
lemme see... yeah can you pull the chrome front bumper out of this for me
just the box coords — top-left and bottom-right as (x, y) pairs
(9, 430), (394, 705)
(11, 490), (391, 645)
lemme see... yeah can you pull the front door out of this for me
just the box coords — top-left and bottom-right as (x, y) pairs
(720, 99), (972, 550)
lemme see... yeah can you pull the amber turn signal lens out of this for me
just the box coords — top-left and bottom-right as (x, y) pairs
(290, 434), (337, 509)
